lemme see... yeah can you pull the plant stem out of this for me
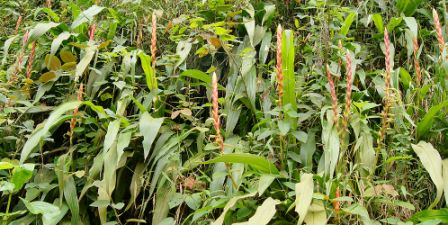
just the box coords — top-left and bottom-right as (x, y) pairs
(2, 193), (12, 225)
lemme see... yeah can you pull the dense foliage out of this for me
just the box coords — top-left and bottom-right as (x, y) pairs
(1, 0), (448, 224)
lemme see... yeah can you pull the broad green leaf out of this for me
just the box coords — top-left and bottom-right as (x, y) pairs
(75, 45), (96, 81)
(411, 208), (448, 223)
(411, 141), (443, 209)
(180, 69), (211, 83)
(139, 112), (164, 159)
(241, 47), (257, 109)
(20, 198), (62, 225)
(396, 0), (423, 16)
(295, 173), (314, 225)
(103, 120), (120, 153)
(259, 32), (272, 64)
(340, 12), (356, 36)
(243, 17), (256, 46)
(203, 153), (279, 174)
(211, 192), (257, 225)
(2, 35), (18, 65)
(262, 4), (276, 25)
(138, 52), (157, 91)
(282, 30), (297, 120)
(417, 101), (448, 138)
(386, 17), (403, 32)
(71, 5), (105, 29)
(300, 130), (316, 170)
(35, 7), (60, 22)
(343, 204), (373, 224)
(11, 164), (34, 192)
(64, 175), (80, 225)
(443, 160), (448, 207)
(20, 101), (82, 163)
(404, 17), (418, 37)
(126, 163), (145, 211)
(371, 14), (384, 34)
(233, 197), (279, 225)
(174, 40), (192, 70)
(258, 174), (276, 195)
(28, 22), (60, 42)
(45, 54), (61, 70)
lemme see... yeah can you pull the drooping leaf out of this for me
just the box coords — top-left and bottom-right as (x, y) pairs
(51, 32), (72, 55)
(20, 101), (82, 163)
(11, 164), (34, 192)
(411, 208), (448, 223)
(103, 120), (120, 153)
(28, 22), (60, 42)
(411, 141), (443, 208)
(20, 198), (62, 225)
(404, 17), (418, 37)
(203, 153), (279, 174)
(75, 45), (96, 81)
(295, 173), (314, 225)
(139, 112), (164, 159)
(71, 5), (105, 29)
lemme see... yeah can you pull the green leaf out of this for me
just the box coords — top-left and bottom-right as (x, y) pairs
(11, 164), (34, 192)
(139, 112), (164, 160)
(28, 22), (60, 42)
(396, 0), (423, 16)
(411, 141), (444, 209)
(258, 174), (276, 195)
(138, 52), (157, 91)
(211, 192), (257, 225)
(371, 14), (384, 34)
(343, 204), (373, 224)
(295, 174), (314, 225)
(104, 120), (120, 153)
(51, 32), (72, 55)
(181, 69), (210, 83)
(20, 101), (82, 163)
(282, 30), (297, 117)
(2, 35), (18, 65)
(233, 197), (279, 225)
(71, 5), (105, 29)
(259, 32), (272, 64)
(404, 17), (418, 37)
(386, 17), (403, 32)
(35, 7), (60, 22)
(304, 200), (327, 225)
(63, 175), (80, 225)
(203, 153), (279, 174)
(75, 45), (96, 82)
(340, 12), (356, 36)
(20, 198), (62, 225)
(0, 161), (14, 170)
(411, 208), (448, 223)
(416, 101), (448, 138)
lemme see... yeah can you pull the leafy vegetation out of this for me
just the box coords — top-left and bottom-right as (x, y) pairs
(1, 0), (448, 224)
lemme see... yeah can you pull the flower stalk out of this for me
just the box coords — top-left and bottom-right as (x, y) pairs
(378, 28), (392, 147)
(212, 73), (224, 153)
(10, 31), (29, 83)
(151, 13), (157, 68)
(276, 25), (283, 107)
(69, 84), (84, 145)
(89, 23), (96, 41)
(342, 51), (352, 133)
(433, 9), (445, 58)
(14, 15), (22, 35)
(412, 37), (422, 86)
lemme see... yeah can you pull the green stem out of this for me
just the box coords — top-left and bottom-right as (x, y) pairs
(2, 193), (12, 225)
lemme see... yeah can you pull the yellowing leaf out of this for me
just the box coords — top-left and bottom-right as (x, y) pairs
(98, 40), (111, 49)
(411, 141), (443, 209)
(304, 200), (327, 225)
(209, 37), (221, 48)
(295, 173), (314, 225)
(232, 197), (279, 225)
(45, 54), (61, 70)
(211, 192), (257, 225)
(39, 71), (56, 83)
(59, 49), (77, 63)
(443, 159), (448, 207)
(61, 62), (77, 71)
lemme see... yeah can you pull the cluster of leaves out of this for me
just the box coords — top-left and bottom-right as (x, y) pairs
(1, 0), (448, 224)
